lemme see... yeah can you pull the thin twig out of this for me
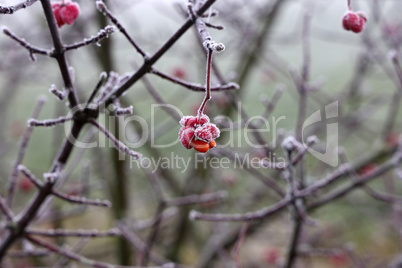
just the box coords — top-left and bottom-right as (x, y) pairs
(96, 1), (147, 58)
(167, 191), (228, 207)
(231, 223), (249, 268)
(197, 48), (213, 118)
(0, 0), (39, 14)
(89, 119), (142, 160)
(51, 190), (112, 208)
(382, 51), (402, 141)
(2, 27), (50, 60)
(26, 228), (120, 238)
(28, 116), (73, 127)
(7, 97), (46, 207)
(64, 25), (116, 51)
(190, 152), (402, 222)
(0, 196), (14, 221)
(150, 68), (239, 92)
(117, 222), (180, 267)
(26, 235), (163, 268)
(6, 249), (49, 258)
(141, 75), (182, 122)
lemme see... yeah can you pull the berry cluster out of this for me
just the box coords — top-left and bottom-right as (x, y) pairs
(51, 0), (80, 28)
(178, 115), (220, 153)
(342, 10), (367, 33)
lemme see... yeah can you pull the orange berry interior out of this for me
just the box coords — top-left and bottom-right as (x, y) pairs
(191, 140), (210, 153)
(209, 140), (216, 149)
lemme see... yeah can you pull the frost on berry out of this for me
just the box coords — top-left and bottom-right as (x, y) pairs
(179, 114), (209, 128)
(194, 123), (220, 143)
(178, 126), (195, 149)
(52, 0), (80, 28)
(51, 2), (64, 27)
(178, 115), (220, 152)
(60, 1), (80, 25)
(342, 10), (367, 33)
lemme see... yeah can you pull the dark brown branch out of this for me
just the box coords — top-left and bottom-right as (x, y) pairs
(150, 68), (239, 92)
(3, 27), (50, 60)
(103, 0), (219, 106)
(190, 152), (402, 222)
(96, 1), (147, 58)
(64, 25), (116, 51)
(0, 0), (38, 14)
(40, 0), (78, 108)
(26, 228), (120, 237)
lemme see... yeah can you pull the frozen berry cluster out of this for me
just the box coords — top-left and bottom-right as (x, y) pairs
(342, 10), (367, 33)
(52, 0), (80, 28)
(178, 115), (220, 153)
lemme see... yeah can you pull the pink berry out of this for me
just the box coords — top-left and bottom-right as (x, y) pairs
(18, 177), (34, 192)
(59, 1), (80, 25)
(262, 248), (280, 265)
(178, 126), (195, 149)
(179, 114), (209, 128)
(172, 67), (187, 80)
(194, 123), (220, 143)
(342, 10), (367, 33)
(51, 2), (65, 27)
(329, 252), (348, 266)
(357, 163), (378, 176)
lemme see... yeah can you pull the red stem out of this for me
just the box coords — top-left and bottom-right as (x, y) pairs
(197, 48), (213, 121)
(347, 0), (351, 10)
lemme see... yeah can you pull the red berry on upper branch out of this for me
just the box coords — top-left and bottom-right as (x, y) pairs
(52, 0), (80, 28)
(342, 10), (367, 33)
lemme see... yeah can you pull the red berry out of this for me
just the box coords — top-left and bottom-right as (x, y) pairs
(191, 140), (210, 153)
(171, 67), (187, 80)
(329, 252), (348, 266)
(51, 2), (65, 27)
(357, 163), (378, 176)
(386, 132), (400, 147)
(60, 1), (80, 25)
(178, 126), (195, 149)
(18, 177), (34, 192)
(52, 1), (80, 28)
(179, 115), (219, 151)
(195, 123), (220, 143)
(179, 114), (209, 128)
(262, 248), (280, 265)
(342, 11), (367, 33)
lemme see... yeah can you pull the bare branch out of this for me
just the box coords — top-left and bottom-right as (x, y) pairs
(0, 0), (38, 14)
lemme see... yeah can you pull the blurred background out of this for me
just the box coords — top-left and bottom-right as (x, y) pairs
(1, 0), (402, 267)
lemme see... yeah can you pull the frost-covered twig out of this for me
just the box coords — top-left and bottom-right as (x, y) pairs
(150, 68), (238, 92)
(0, 0), (38, 14)
(64, 25), (116, 51)
(167, 191), (228, 207)
(7, 97), (46, 207)
(26, 228), (120, 238)
(89, 119), (142, 160)
(51, 190), (112, 208)
(27, 116), (73, 127)
(96, 1), (147, 58)
(3, 27), (50, 60)
(0, 196), (14, 221)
